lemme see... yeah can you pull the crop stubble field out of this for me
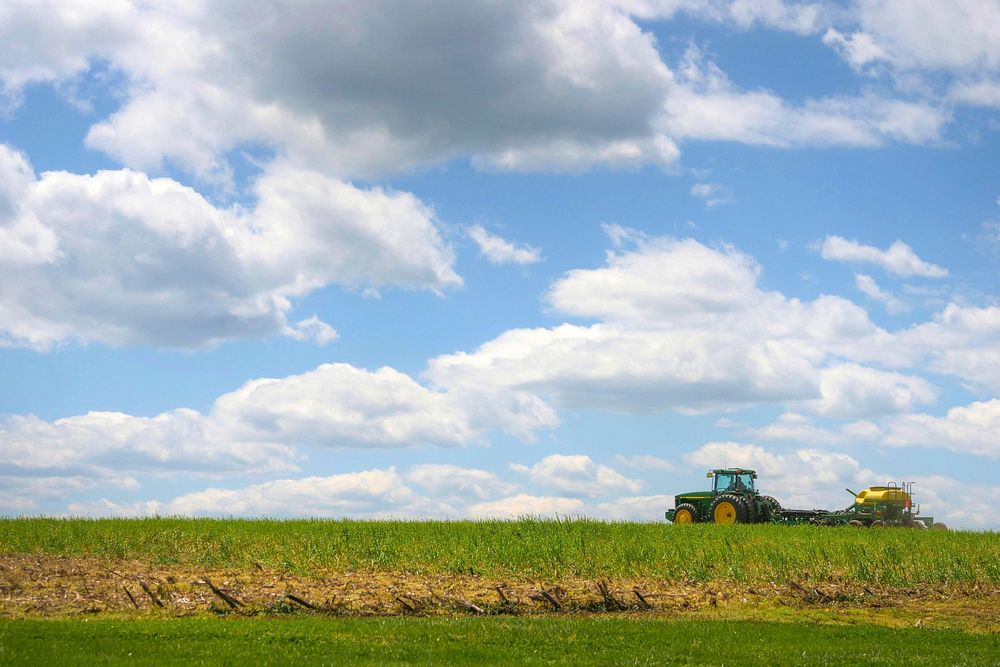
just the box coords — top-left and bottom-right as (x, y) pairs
(1, 518), (998, 664)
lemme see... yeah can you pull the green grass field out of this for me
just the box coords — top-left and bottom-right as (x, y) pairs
(2, 616), (998, 666)
(2, 517), (997, 585)
(3, 518), (997, 665)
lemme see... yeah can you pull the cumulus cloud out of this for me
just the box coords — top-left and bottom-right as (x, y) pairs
(806, 363), (937, 418)
(664, 46), (948, 148)
(0, 409), (299, 479)
(168, 468), (451, 518)
(949, 79), (1000, 108)
(0, 1), (955, 187)
(0, 146), (459, 349)
(823, 0), (1000, 74)
(821, 2), (1000, 113)
(0, 474), (139, 512)
(510, 454), (643, 497)
(80, 1), (680, 181)
(891, 304), (1000, 393)
(819, 236), (948, 278)
(745, 412), (882, 446)
(854, 274), (908, 314)
(429, 235), (891, 414)
(468, 225), (542, 266)
(0, 0), (135, 100)
(407, 464), (516, 501)
(0, 362), (559, 494)
(468, 494), (586, 519)
(905, 476), (1000, 529)
(884, 399), (1000, 459)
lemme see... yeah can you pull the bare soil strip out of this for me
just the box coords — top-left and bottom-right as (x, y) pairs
(2, 555), (996, 632)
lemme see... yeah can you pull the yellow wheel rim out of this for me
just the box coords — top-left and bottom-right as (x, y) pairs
(713, 501), (737, 524)
(675, 509), (694, 524)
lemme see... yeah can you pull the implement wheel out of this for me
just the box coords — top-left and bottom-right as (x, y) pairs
(710, 494), (749, 524)
(759, 495), (782, 523)
(674, 503), (698, 524)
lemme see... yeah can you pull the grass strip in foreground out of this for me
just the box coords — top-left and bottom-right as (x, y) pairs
(1, 616), (997, 666)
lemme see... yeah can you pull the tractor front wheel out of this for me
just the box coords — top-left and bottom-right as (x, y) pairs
(710, 494), (749, 524)
(673, 503), (699, 524)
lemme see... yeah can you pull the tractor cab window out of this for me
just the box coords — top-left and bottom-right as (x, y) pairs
(714, 472), (755, 494)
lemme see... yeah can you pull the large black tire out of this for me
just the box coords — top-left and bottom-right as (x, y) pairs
(673, 503), (699, 524)
(759, 495), (782, 523)
(710, 494), (749, 524)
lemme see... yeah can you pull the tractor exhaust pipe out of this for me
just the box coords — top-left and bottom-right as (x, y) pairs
(845, 488), (857, 497)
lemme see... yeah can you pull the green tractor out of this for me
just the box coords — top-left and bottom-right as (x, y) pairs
(664, 468), (781, 524)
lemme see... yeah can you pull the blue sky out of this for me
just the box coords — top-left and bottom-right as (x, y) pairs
(1, 1), (998, 527)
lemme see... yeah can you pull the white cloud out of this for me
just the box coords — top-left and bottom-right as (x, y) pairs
(854, 273), (908, 313)
(406, 464), (516, 501)
(904, 476), (1000, 529)
(167, 468), (452, 518)
(664, 46), (949, 148)
(0, 474), (139, 512)
(824, 0), (1000, 74)
(468, 494), (585, 519)
(0, 0), (135, 98)
(468, 225), (542, 266)
(0, 1), (955, 188)
(806, 363), (937, 418)
(891, 304), (1000, 393)
(747, 412), (882, 445)
(285, 316), (338, 346)
(81, 1), (680, 181)
(210, 363), (557, 448)
(0, 146), (459, 349)
(0, 409), (299, 478)
(819, 235), (948, 278)
(429, 236), (891, 414)
(884, 399), (1000, 459)
(690, 182), (733, 207)
(0, 362), (559, 497)
(510, 454), (643, 497)
(949, 78), (1000, 108)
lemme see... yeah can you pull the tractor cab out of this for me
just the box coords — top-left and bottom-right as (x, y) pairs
(708, 468), (756, 496)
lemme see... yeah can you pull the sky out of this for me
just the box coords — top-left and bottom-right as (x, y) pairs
(1, 0), (999, 528)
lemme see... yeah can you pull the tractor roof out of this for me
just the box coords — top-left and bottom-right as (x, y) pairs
(712, 468), (757, 474)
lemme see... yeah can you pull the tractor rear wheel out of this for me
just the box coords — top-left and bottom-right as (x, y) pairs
(932, 522), (948, 531)
(710, 494), (749, 524)
(673, 503), (699, 524)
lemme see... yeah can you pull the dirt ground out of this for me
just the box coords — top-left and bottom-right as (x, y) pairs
(1, 554), (997, 632)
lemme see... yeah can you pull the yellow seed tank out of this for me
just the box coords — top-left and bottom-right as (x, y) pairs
(854, 486), (911, 506)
